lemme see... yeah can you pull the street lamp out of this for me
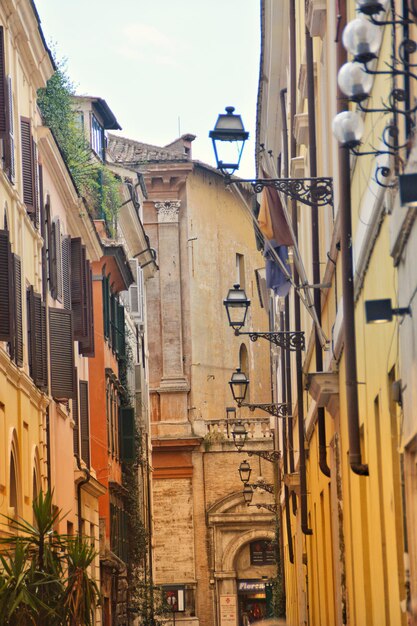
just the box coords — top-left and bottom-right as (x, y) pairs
(224, 284), (305, 351)
(365, 298), (411, 323)
(238, 459), (252, 483)
(209, 106), (249, 177)
(210, 108), (333, 208)
(242, 483), (254, 504)
(232, 421), (248, 451)
(229, 368), (290, 418)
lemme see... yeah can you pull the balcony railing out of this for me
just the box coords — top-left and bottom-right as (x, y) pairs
(205, 417), (273, 441)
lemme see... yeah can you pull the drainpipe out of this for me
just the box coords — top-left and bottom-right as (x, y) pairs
(280, 87), (297, 515)
(290, 0), (313, 534)
(305, 28), (331, 478)
(75, 453), (91, 536)
(46, 407), (51, 492)
(280, 311), (294, 563)
(337, 0), (369, 476)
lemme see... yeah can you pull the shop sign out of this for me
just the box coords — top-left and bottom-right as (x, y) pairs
(220, 594), (237, 626)
(238, 580), (266, 592)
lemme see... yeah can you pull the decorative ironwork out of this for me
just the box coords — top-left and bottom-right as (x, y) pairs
(247, 502), (279, 513)
(227, 177), (334, 208)
(238, 402), (290, 418)
(247, 450), (281, 463)
(235, 330), (305, 351)
(247, 480), (275, 493)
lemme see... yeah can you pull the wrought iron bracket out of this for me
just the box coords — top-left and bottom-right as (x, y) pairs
(247, 450), (281, 463)
(239, 402), (290, 418)
(235, 330), (305, 351)
(247, 502), (279, 513)
(247, 480), (274, 493)
(226, 177), (334, 208)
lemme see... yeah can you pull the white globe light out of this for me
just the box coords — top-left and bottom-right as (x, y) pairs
(343, 17), (382, 61)
(332, 111), (364, 147)
(356, 0), (389, 16)
(338, 62), (373, 101)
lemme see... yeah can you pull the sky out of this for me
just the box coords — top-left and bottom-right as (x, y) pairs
(34, 0), (260, 178)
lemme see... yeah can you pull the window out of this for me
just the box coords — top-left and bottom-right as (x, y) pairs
(26, 286), (47, 390)
(236, 253), (245, 289)
(91, 114), (104, 159)
(239, 344), (249, 376)
(110, 496), (128, 562)
(249, 540), (276, 565)
(9, 451), (18, 517)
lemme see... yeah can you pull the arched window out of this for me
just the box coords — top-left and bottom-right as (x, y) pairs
(239, 343), (249, 376)
(4, 203), (9, 230)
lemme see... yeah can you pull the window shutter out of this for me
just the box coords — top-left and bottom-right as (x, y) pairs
(79, 262), (95, 357)
(119, 406), (135, 462)
(50, 217), (62, 301)
(0, 229), (13, 341)
(45, 196), (55, 297)
(20, 118), (35, 213)
(72, 368), (80, 456)
(12, 254), (23, 367)
(4, 76), (15, 184)
(127, 259), (144, 323)
(26, 286), (47, 390)
(32, 140), (39, 227)
(79, 380), (90, 468)
(0, 27), (6, 135)
(49, 307), (75, 400)
(102, 276), (110, 339)
(62, 235), (71, 310)
(117, 302), (125, 356)
(110, 293), (116, 348)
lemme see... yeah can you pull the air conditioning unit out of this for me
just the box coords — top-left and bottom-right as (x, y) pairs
(306, 0), (326, 38)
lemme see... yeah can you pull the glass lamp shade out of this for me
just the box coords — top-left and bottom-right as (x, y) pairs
(342, 17), (382, 62)
(223, 284), (251, 332)
(232, 421), (248, 451)
(338, 62), (373, 101)
(356, 0), (389, 16)
(238, 459), (252, 483)
(242, 483), (254, 504)
(332, 111), (364, 148)
(209, 106), (249, 176)
(229, 367), (249, 404)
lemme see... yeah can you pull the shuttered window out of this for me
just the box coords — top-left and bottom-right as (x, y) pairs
(45, 196), (55, 297)
(102, 275), (110, 339)
(20, 118), (35, 214)
(49, 307), (75, 400)
(4, 76), (14, 184)
(39, 166), (47, 300)
(79, 262), (95, 357)
(0, 229), (13, 341)
(62, 235), (71, 310)
(70, 238), (94, 355)
(79, 380), (90, 468)
(50, 217), (62, 301)
(0, 27), (6, 134)
(72, 368), (79, 456)
(11, 254), (23, 367)
(33, 140), (39, 228)
(26, 286), (47, 390)
(119, 406), (135, 463)
(116, 303), (125, 356)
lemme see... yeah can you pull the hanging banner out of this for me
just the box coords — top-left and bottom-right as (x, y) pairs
(220, 594), (237, 626)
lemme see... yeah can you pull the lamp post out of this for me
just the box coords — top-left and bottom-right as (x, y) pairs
(224, 284), (305, 351)
(209, 107), (333, 207)
(229, 368), (290, 418)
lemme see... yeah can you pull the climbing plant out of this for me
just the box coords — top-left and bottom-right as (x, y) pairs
(37, 59), (121, 235)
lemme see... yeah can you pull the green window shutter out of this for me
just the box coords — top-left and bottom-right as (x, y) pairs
(119, 406), (135, 462)
(117, 302), (125, 356)
(79, 380), (90, 468)
(0, 229), (13, 341)
(102, 276), (110, 339)
(49, 307), (75, 400)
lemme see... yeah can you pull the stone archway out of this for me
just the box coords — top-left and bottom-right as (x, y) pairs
(222, 528), (275, 572)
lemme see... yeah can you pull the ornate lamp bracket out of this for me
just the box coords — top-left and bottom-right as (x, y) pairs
(227, 177), (334, 208)
(247, 450), (281, 463)
(248, 480), (274, 493)
(237, 330), (305, 351)
(239, 402), (290, 418)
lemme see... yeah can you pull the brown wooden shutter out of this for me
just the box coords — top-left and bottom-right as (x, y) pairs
(49, 307), (75, 400)
(12, 254), (23, 366)
(32, 140), (39, 227)
(50, 217), (62, 301)
(0, 229), (13, 341)
(45, 196), (55, 297)
(21, 118), (35, 213)
(4, 76), (15, 184)
(39, 165), (47, 300)
(62, 235), (71, 310)
(72, 368), (80, 456)
(26, 286), (48, 390)
(0, 27), (6, 135)
(119, 406), (135, 462)
(70, 237), (85, 338)
(79, 380), (90, 467)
